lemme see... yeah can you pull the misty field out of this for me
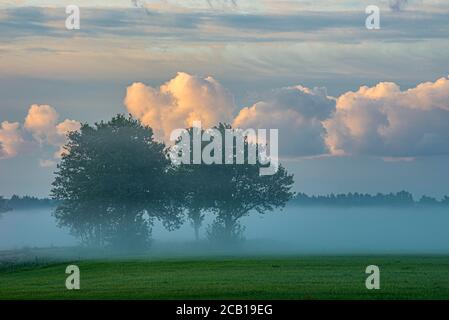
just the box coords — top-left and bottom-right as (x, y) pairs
(1, 256), (449, 299)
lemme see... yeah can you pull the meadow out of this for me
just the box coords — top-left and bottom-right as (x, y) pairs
(1, 256), (449, 300)
(2, 207), (449, 299)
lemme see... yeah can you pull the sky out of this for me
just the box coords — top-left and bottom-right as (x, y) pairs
(0, 0), (449, 198)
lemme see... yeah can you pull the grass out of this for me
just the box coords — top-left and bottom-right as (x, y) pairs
(1, 256), (449, 299)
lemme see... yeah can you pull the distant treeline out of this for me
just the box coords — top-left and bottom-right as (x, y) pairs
(2, 191), (449, 213)
(291, 191), (449, 207)
(0, 195), (57, 211)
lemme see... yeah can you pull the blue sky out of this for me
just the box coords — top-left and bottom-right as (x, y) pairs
(0, 0), (448, 198)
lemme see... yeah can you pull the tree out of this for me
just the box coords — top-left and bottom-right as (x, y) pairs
(7, 195), (54, 209)
(171, 127), (218, 241)
(171, 165), (212, 241)
(419, 195), (439, 206)
(0, 196), (11, 214)
(208, 159), (294, 242)
(442, 196), (449, 206)
(172, 123), (294, 242)
(292, 191), (416, 207)
(51, 115), (182, 250)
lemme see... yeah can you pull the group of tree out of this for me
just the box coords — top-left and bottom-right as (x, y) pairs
(292, 191), (449, 207)
(0, 195), (55, 212)
(7, 195), (56, 210)
(171, 124), (294, 242)
(51, 115), (294, 250)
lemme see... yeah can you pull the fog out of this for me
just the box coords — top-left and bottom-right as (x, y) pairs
(1, 206), (449, 255)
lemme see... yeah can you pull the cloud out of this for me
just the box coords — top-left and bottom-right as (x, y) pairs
(53, 119), (82, 158)
(233, 86), (336, 157)
(4, 73), (449, 162)
(39, 158), (57, 168)
(131, 0), (145, 8)
(124, 72), (235, 141)
(16, 104), (81, 160)
(56, 119), (82, 137)
(24, 104), (80, 152)
(124, 72), (336, 157)
(125, 73), (449, 159)
(205, 0), (237, 10)
(325, 76), (449, 157)
(0, 121), (25, 159)
(388, 0), (409, 11)
(24, 104), (60, 145)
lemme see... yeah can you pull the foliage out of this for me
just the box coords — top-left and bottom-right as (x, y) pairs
(172, 123), (295, 242)
(51, 115), (182, 250)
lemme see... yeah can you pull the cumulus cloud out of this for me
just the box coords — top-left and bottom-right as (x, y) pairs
(24, 104), (60, 145)
(56, 119), (82, 136)
(124, 72), (235, 141)
(233, 86), (336, 157)
(124, 73), (449, 159)
(24, 104), (81, 157)
(325, 76), (449, 157)
(4, 73), (449, 162)
(0, 104), (81, 162)
(54, 119), (83, 158)
(0, 121), (25, 159)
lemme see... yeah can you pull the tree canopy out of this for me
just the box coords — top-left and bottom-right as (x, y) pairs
(51, 115), (182, 249)
(172, 123), (295, 242)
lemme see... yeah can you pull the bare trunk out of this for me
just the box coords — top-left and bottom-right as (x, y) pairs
(191, 210), (202, 241)
(194, 223), (200, 241)
(224, 217), (235, 240)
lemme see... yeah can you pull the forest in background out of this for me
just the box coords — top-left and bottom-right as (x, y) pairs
(2, 191), (449, 213)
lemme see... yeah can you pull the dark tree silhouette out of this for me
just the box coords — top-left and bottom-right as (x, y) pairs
(51, 115), (182, 250)
(0, 196), (11, 213)
(291, 191), (449, 207)
(442, 196), (449, 206)
(207, 160), (294, 242)
(178, 123), (295, 242)
(419, 195), (439, 206)
(171, 127), (218, 241)
(7, 195), (55, 209)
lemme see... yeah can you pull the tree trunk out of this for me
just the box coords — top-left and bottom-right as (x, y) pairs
(224, 217), (235, 241)
(194, 223), (200, 241)
(191, 210), (202, 241)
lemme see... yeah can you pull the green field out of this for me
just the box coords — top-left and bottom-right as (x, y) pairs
(1, 256), (449, 300)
